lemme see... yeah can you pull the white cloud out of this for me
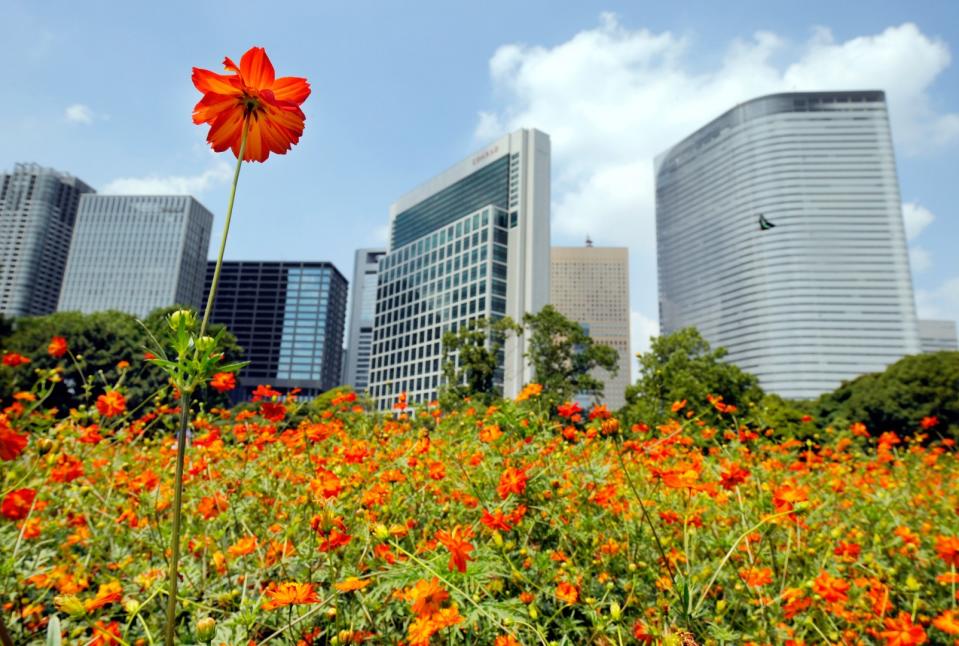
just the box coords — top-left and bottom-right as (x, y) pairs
(629, 310), (659, 381)
(101, 161), (232, 195)
(902, 201), (935, 240)
(65, 104), (94, 125)
(909, 245), (932, 273)
(477, 17), (959, 326)
(916, 276), (959, 321)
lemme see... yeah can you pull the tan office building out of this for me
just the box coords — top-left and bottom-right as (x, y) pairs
(550, 244), (631, 409)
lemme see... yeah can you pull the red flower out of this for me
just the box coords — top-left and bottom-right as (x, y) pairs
(252, 384), (281, 401)
(96, 391), (126, 418)
(48, 336), (68, 358)
(719, 463), (750, 490)
(0, 420), (28, 461)
(2, 352), (30, 367)
(260, 401), (286, 422)
(210, 372), (237, 393)
(192, 46), (310, 163)
(50, 454), (85, 483)
(435, 525), (474, 573)
(1, 488), (36, 520)
(557, 401), (582, 418)
(920, 415), (939, 430)
(934, 535), (959, 567)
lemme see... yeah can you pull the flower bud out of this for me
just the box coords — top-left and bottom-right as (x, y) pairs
(124, 598), (140, 615)
(196, 616), (216, 642)
(610, 601), (621, 621)
(373, 524), (390, 540)
(169, 309), (196, 331)
(54, 594), (86, 618)
(195, 336), (216, 354)
(492, 531), (504, 548)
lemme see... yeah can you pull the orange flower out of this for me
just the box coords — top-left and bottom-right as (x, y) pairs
(880, 612), (927, 645)
(932, 610), (959, 635)
(435, 525), (474, 573)
(48, 336), (68, 358)
(196, 493), (229, 520)
(334, 577), (372, 593)
(739, 566), (773, 587)
(2, 352), (30, 367)
(210, 372), (236, 393)
(934, 535), (959, 567)
(555, 581), (579, 605)
(261, 581), (321, 610)
(406, 577), (449, 618)
(227, 535), (258, 558)
(84, 581), (122, 612)
(49, 454), (84, 483)
(812, 571), (849, 604)
(495, 636), (522, 646)
(96, 390), (126, 418)
(192, 47), (310, 163)
(497, 465), (528, 500)
(1, 488), (36, 520)
(90, 620), (122, 645)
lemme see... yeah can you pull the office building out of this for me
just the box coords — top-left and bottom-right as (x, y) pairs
(369, 129), (551, 409)
(59, 195), (213, 317)
(655, 91), (920, 399)
(0, 163), (94, 317)
(203, 261), (347, 399)
(344, 248), (386, 392)
(551, 244), (630, 408)
(918, 319), (958, 353)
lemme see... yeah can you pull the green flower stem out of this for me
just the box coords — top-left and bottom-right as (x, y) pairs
(164, 120), (249, 646)
(163, 389), (193, 646)
(200, 119), (249, 338)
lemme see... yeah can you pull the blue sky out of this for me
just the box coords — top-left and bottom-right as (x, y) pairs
(3, 0), (958, 366)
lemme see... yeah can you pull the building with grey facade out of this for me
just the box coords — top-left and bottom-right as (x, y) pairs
(655, 91), (920, 399)
(551, 244), (631, 409)
(918, 319), (958, 353)
(344, 248), (386, 392)
(203, 261), (347, 399)
(369, 129), (551, 409)
(58, 195), (213, 317)
(0, 163), (94, 317)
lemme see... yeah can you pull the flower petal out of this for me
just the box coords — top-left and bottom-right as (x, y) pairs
(222, 56), (241, 74)
(240, 46), (275, 90)
(192, 68), (241, 96)
(272, 77), (311, 105)
(207, 108), (245, 155)
(192, 93), (239, 125)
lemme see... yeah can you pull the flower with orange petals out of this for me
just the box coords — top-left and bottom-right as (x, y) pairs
(495, 635), (522, 646)
(334, 577), (372, 593)
(932, 610), (959, 636)
(497, 465), (529, 500)
(555, 581), (579, 605)
(227, 535), (258, 558)
(436, 525), (474, 573)
(196, 493), (229, 520)
(880, 612), (927, 645)
(90, 620), (122, 646)
(0, 424), (28, 461)
(934, 535), (959, 567)
(406, 577), (449, 618)
(920, 415), (939, 430)
(84, 581), (123, 612)
(210, 372), (236, 393)
(192, 47), (310, 163)
(48, 336), (68, 358)
(1, 488), (36, 520)
(739, 566), (773, 587)
(2, 352), (30, 367)
(812, 570), (850, 604)
(261, 581), (321, 610)
(96, 390), (126, 418)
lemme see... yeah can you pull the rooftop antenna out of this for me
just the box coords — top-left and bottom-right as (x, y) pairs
(585, 235), (593, 248)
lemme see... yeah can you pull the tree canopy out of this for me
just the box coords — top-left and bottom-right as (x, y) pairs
(440, 317), (520, 407)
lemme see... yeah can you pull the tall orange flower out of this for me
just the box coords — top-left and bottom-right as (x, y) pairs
(96, 390), (126, 418)
(435, 525), (475, 573)
(261, 582), (321, 610)
(192, 46), (310, 162)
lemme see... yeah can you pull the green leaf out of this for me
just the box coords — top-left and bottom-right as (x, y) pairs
(46, 615), (62, 646)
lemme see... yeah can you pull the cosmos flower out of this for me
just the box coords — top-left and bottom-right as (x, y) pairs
(192, 46), (310, 162)
(261, 582), (321, 610)
(48, 336), (68, 358)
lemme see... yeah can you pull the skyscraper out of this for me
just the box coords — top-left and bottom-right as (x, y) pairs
(59, 195), (213, 317)
(551, 244), (631, 409)
(203, 261), (347, 399)
(0, 163), (94, 317)
(344, 248), (386, 392)
(656, 91), (920, 399)
(369, 129), (550, 409)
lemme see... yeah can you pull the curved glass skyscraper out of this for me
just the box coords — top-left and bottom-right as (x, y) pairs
(655, 91), (920, 399)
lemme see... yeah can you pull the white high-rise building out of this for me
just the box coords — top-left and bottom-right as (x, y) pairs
(59, 195), (213, 317)
(0, 164), (94, 317)
(551, 244), (631, 409)
(344, 248), (386, 391)
(918, 319), (958, 353)
(655, 91), (920, 399)
(369, 129), (551, 408)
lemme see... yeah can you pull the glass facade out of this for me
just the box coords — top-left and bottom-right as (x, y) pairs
(58, 195), (212, 317)
(391, 156), (510, 249)
(370, 206), (509, 408)
(204, 261), (347, 399)
(0, 163), (94, 317)
(344, 249), (386, 392)
(656, 91), (920, 399)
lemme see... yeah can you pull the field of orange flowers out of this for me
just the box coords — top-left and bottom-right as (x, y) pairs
(2, 360), (959, 645)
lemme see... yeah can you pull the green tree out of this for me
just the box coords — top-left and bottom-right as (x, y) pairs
(624, 327), (763, 424)
(815, 350), (959, 437)
(0, 306), (243, 413)
(522, 305), (618, 403)
(440, 317), (520, 407)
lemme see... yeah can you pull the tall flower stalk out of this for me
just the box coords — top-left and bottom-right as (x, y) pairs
(157, 47), (310, 645)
